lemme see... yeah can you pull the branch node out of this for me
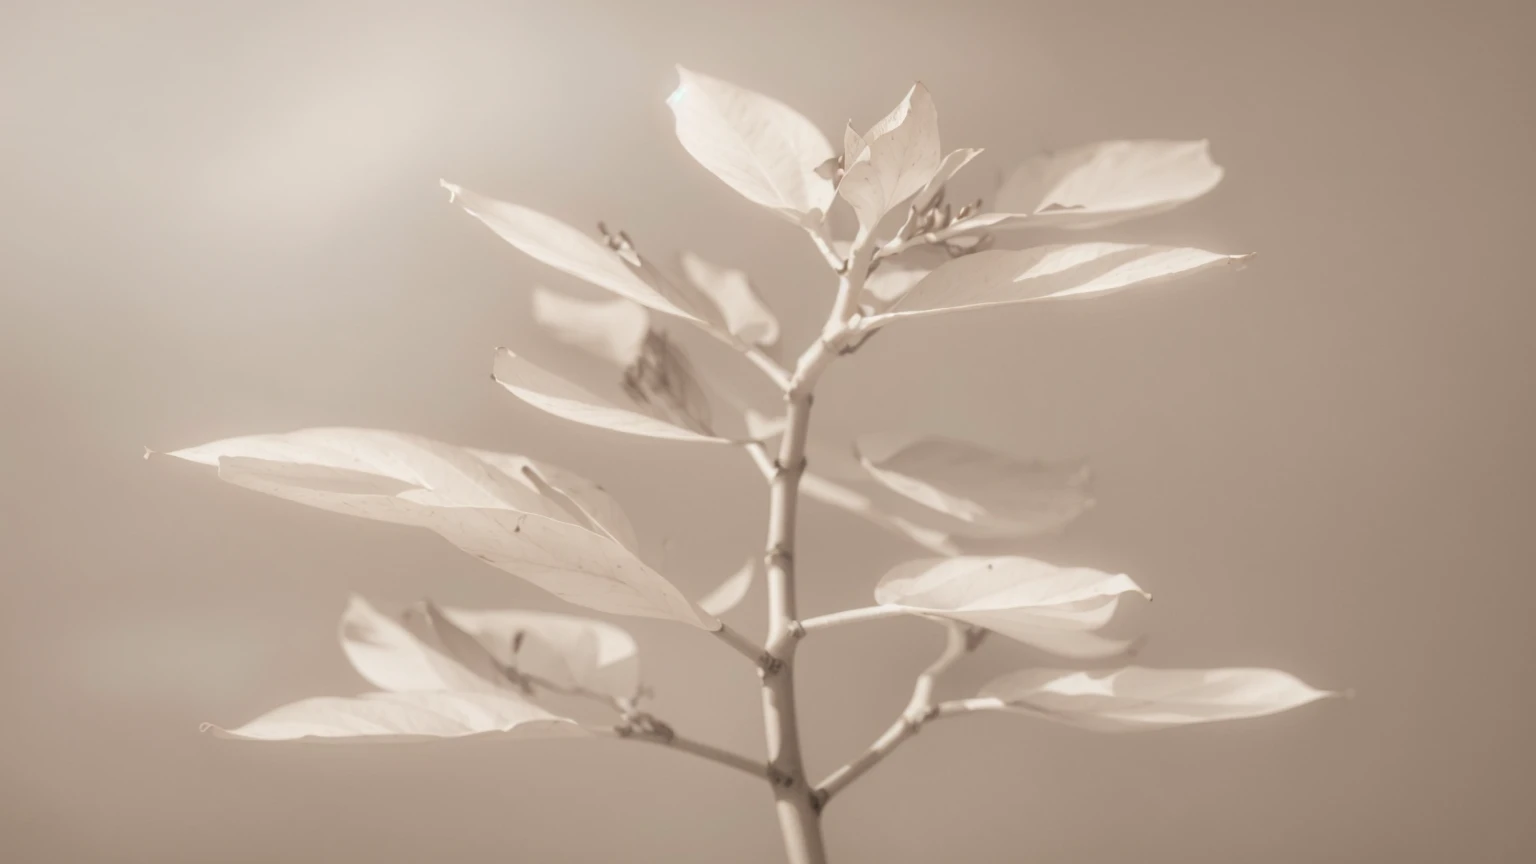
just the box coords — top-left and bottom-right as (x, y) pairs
(766, 765), (799, 789)
(787, 620), (806, 640)
(765, 543), (794, 569)
(810, 788), (829, 813)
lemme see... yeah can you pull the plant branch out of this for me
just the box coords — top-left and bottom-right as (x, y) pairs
(714, 621), (771, 667)
(873, 216), (990, 261)
(591, 725), (767, 781)
(796, 605), (907, 635)
(812, 623), (983, 808)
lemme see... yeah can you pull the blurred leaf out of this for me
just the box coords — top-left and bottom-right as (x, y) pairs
(697, 558), (758, 617)
(531, 287), (651, 367)
(678, 252), (780, 347)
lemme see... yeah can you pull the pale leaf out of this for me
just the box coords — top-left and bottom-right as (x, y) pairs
(866, 243), (1250, 326)
(205, 690), (584, 743)
(799, 472), (959, 556)
(873, 556), (1149, 657)
(697, 559), (758, 617)
(666, 66), (835, 226)
(855, 434), (1093, 538)
(436, 604), (641, 702)
(986, 139), (1224, 230)
(838, 83), (942, 231)
(976, 666), (1337, 732)
(531, 287), (651, 367)
(493, 348), (734, 444)
(441, 181), (697, 320)
(340, 595), (503, 694)
(466, 449), (641, 555)
(678, 252), (780, 347)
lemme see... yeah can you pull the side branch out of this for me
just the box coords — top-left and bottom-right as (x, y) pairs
(797, 605), (907, 635)
(591, 725), (767, 781)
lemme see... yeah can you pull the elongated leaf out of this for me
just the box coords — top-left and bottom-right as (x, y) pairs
(441, 181), (697, 320)
(838, 83), (942, 231)
(975, 666), (1337, 732)
(865, 243), (1250, 326)
(340, 595), (504, 694)
(531, 287), (651, 367)
(984, 139), (1224, 230)
(678, 252), (780, 347)
(698, 559), (758, 617)
(666, 66), (835, 226)
(874, 556), (1149, 657)
(205, 690), (585, 743)
(800, 472), (959, 556)
(160, 429), (716, 627)
(855, 434), (1093, 538)
(493, 348), (734, 444)
(435, 604), (641, 702)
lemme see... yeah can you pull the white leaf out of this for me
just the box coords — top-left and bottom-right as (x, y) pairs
(911, 147), (984, 210)
(531, 287), (651, 367)
(697, 559), (758, 617)
(678, 252), (780, 347)
(340, 595), (504, 694)
(855, 434), (1093, 538)
(441, 181), (698, 320)
(842, 121), (866, 165)
(799, 472), (959, 556)
(162, 429), (716, 627)
(205, 690), (585, 743)
(492, 348), (734, 444)
(987, 139), (1224, 230)
(867, 243), (1250, 326)
(666, 66), (835, 226)
(466, 449), (641, 555)
(435, 604), (642, 702)
(975, 666), (1337, 732)
(873, 556), (1150, 657)
(837, 83), (942, 231)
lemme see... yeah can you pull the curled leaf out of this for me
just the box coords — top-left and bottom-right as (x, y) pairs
(205, 691), (585, 743)
(873, 556), (1149, 657)
(666, 66), (835, 226)
(855, 434), (1093, 538)
(975, 666), (1338, 732)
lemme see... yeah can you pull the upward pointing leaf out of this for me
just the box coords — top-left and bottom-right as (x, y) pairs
(837, 83), (943, 231)
(865, 243), (1250, 327)
(666, 66), (836, 226)
(983, 139), (1224, 230)
(874, 556), (1149, 658)
(441, 181), (698, 321)
(975, 666), (1338, 732)
(855, 434), (1093, 538)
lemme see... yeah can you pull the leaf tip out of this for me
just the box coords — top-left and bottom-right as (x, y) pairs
(439, 179), (461, 202)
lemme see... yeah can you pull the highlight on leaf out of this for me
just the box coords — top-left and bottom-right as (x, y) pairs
(972, 666), (1338, 732)
(863, 243), (1251, 327)
(854, 434), (1094, 538)
(666, 66), (836, 227)
(159, 428), (719, 627)
(873, 556), (1150, 658)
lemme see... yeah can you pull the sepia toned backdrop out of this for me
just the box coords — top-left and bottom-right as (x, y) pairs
(3, 1), (1533, 861)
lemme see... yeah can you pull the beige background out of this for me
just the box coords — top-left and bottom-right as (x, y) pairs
(4, 1), (1533, 861)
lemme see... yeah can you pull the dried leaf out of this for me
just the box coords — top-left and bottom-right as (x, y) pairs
(666, 66), (835, 226)
(873, 556), (1149, 657)
(855, 434), (1093, 538)
(975, 666), (1337, 732)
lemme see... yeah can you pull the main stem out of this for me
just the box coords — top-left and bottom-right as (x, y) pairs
(761, 392), (825, 864)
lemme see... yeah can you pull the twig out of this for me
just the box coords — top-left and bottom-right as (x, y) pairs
(796, 605), (907, 635)
(713, 621), (771, 668)
(590, 725), (767, 781)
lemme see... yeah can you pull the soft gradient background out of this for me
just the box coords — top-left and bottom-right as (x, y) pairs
(3, 1), (1533, 861)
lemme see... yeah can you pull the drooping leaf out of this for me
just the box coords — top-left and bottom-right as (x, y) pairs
(161, 429), (718, 627)
(982, 139), (1224, 230)
(204, 690), (585, 743)
(441, 182), (699, 320)
(974, 666), (1337, 732)
(678, 252), (780, 347)
(873, 556), (1149, 657)
(433, 603), (642, 702)
(531, 287), (651, 367)
(855, 434), (1093, 538)
(666, 66), (835, 226)
(492, 348), (734, 444)
(864, 243), (1250, 326)
(697, 559), (758, 617)
(837, 83), (942, 231)
(799, 472), (959, 556)
(340, 595), (504, 694)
